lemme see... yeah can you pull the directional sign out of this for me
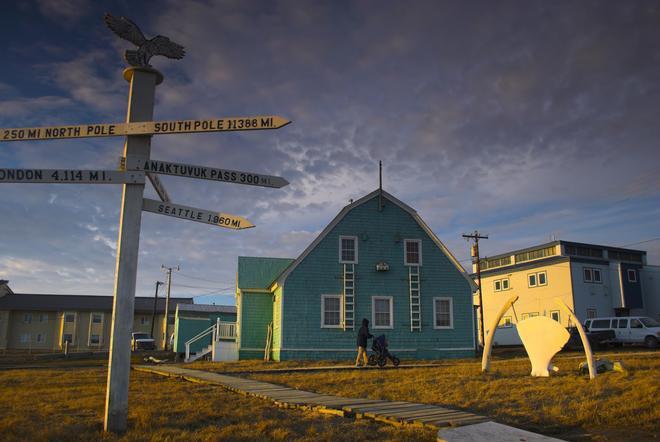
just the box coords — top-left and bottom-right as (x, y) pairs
(0, 168), (144, 184)
(0, 116), (290, 142)
(130, 158), (289, 189)
(142, 198), (254, 230)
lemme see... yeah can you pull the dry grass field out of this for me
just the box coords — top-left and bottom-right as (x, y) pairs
(240, 350), (659, 441)
(0, 366), (434, 441)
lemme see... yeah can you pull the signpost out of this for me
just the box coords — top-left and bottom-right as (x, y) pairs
(0, 169), (144, 184)
(0, 12), (290, 434)
(129, 158), (289, 189)
(0, 116), (290, 142)
(142, 198), (254, 229)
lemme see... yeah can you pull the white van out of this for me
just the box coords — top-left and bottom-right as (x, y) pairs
(584, 316), (660, 348)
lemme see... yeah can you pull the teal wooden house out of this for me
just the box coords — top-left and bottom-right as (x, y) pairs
(236, 190), (477, 361)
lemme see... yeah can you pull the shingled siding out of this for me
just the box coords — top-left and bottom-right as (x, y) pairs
(238, 291), (273, 359)
(278, 196), (474, 361)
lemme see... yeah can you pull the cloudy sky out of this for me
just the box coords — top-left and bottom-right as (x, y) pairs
(1, 0), (659, 305)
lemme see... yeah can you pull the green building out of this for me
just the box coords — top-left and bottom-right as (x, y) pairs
(237, 189), (477, 361)
(173, 304), (237, 359)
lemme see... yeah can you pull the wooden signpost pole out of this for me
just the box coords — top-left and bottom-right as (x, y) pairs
(104, 67), (160, 433)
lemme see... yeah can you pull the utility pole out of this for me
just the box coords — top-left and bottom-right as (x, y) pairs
(462, 231), (488, 353)
(161, 265), (179, 350)
(150, 281), (164, 338)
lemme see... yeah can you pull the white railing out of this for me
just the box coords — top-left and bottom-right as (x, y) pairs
(185, 320), (237, 361)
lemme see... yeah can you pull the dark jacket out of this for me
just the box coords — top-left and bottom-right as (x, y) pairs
(357, 318), (373, 348)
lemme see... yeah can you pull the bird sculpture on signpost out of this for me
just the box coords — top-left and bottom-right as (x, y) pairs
(104, 13), (185, 67)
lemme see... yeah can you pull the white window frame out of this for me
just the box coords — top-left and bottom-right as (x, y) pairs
(338, 235), (358, 264)
(498, 316), (512, 328)
(23, 313), (32, 324)
(627, 269), (637, 283)
(403, 239), (423, 266)
(320, 294), (343, 328)
(39, 313), (48, 323)
(36, 333), (44, 343)
(91, 313), (103, 324)
(140, 316), (148, 325)
(501, 278), (510, 290)
(528, 273), (537, 287)
(372, 296), (394, 329)
(521, 313), (530, 320)
(586, 308), (597, 319)
(494, 280), (501, 292)
(20, 333), (30, 344)
(89, 334), (101, 346)
(64, 312), (76, 323)
(583, 267), (593, 282)
(433, 297), (454, 329)
(550, 310), (560, 322)
(537, 271), (547, 286)
(593, 268), (602, 283)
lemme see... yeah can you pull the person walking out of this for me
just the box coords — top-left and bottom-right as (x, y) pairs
(355, 318), (373, 367)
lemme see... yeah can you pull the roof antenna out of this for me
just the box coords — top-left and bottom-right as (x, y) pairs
(378, 160), (383, 212)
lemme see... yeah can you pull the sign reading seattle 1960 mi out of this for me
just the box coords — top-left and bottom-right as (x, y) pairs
(142, 198), (254, 230)
(130, 158), (289, 189)
(0, 168), (144, 184)
(0, 116), (290, 142)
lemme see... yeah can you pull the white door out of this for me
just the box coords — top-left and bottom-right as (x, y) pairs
(629, 318), (644, 343)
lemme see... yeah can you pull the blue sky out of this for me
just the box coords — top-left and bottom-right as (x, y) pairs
(1, 0), (659, 306)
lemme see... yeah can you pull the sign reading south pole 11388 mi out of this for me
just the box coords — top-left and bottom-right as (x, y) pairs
(0, 116), (290, 142)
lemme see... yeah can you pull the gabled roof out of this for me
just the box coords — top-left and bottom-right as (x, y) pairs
(276, 189), (477, 291)
(0, 293), (193, 313)
(237, 256), (295, 290)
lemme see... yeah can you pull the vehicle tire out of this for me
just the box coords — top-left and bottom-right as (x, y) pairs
(368, 354), (378, 366)
(644, 336), (658, 349)
(377, 356), (387, 367)
(392, 356), (400, 367)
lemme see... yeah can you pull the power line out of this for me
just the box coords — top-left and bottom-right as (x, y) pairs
(619, 237), (660, 248)
(176, 273), (229, 284)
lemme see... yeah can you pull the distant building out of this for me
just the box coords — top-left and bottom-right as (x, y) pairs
(172, 303), (237, 357)
(474, 241), (660, 345)
(236, 189), (477, 361)
(0, 284), (193, 352)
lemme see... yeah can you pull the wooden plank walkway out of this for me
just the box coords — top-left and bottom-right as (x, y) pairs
(134, 365), (490, 429)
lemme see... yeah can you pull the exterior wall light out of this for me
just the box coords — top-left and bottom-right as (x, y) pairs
(376, 262), (389, 271)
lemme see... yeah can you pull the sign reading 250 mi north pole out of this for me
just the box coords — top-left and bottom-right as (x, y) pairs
(0, 116), (290, 142)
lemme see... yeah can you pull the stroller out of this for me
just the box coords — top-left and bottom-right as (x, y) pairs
(368, 335), (400, 368)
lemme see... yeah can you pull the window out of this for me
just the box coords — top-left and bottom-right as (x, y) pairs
(20, 334), (30, 344)
(528, 271), (547, 287)
(494, 278), (510, 292)
(616, 319), (628, 328)
(630, 318), (642, 329)
(404, 239), (422, 265)
(92, 313), (103, 324)
(339, 236), (358, 263)
(321, 295), (342, 328)
(39, 313), (48, 323)
(23, 313), (32, 324)
(586, 309), (597, 319)
(627, 269), (637, 283)
(501, 279), (509, 290)
(433, 297), (453, 329)
(498, 316), (512, 328)
(550, 311), (560, 322)
(494, 280), (501, 292)
(90, 334), (100, 345)
(529, 312), (539, 317)
(372, 296), (393, 329)
(528, 274), (537, 287)
(593, 269), (602, 283)
(583, 268), (593, 282)
(36, 333), (44, 343)
(64, 313), (75, 323)
(140, 316), (148, 325)
(591, 319), (610, 329)
(62, 334), (73, 344)
(538, 272), (547, 285)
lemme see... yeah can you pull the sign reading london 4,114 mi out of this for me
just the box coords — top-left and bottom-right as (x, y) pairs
(0, 116), (290, 142)
(130, 158), (289, 189)
(0, 168), (145, 184)
(142, 198), (254, 230)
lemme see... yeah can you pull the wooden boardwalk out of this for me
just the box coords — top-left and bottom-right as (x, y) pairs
(133, 365), (490, 430)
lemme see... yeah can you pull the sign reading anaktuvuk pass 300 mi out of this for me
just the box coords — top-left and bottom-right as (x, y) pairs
(0, 116), (290, 142)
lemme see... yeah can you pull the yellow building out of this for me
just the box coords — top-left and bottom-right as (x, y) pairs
(0, 282), (192, 352)
(473, 241), (658, 345)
